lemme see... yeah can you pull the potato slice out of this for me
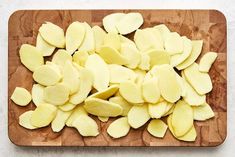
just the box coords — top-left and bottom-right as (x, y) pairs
(193, 103), (214, 121)
(138, 53), (150, 71)
(157, 64), (181, 103)
(31, 84), (45, 107)
(39, 22), (65, 48)
(92, 25), (106, 52)
(148, 101), (168, 118)
(103, 13), (125, 34)
(147, 49), (170, 68)
(84, 98), (123, 117)
(66, 21), (86, 54)
(147, 119), (168, 138)
(176, 40), (203, 70)
(184, 63), (212, 95)
(175, 73), (186, 97)
(183, 79), (206, 106)
(107, 117), (130, 138)
(98, 116), (109, 122)
(119, 81), (144, 104)
(154, 24), (171, 42)
(44, 83), (70, 106)
(167, 114), (197, 141)
(199, 52), (218, 72)
(98, 46), (128, 65)
(62, 61), (80, 94)
(120, 43), (141, 69)
(59, 102), (77, 112)
(89, 85), (119, 100)
(170, 36), (192, 66)
(19, 44), (44, 72)
(52, 49), (72, 67)
(116, 13), (143, 35)
(66, 105), (87, 127)
(72, 51), (89, 67)
(79, 22), (95, 53)
(134, 69), (146, 86)
(165, 32), (183, 55)
(109, 64), (136, 83)
(33, 64), (62, 86)
(109, 96), (132, 116)
(85, 54), (109, 91)
(72, 114), (99, 136)
(142, 77), (160, 103)
(11, 87), (31, 106)
(172, 100), (193, 137)
(31, 103), (57, 127)
(51, 109), (72, 132)
(103, 32), (121, 51)
(36, 33), (55, 56)
(69, 68), (93, 104)
(120, 35), (137, 48)
(127, 104), (150, 129)
(19, 111), (37, 129)
(162, 102), (175, 117)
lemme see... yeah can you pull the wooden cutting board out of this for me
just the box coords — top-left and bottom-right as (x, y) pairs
(8, 10), (227, 147)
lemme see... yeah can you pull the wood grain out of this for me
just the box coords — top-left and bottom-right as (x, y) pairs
(8, 10), (227, 147)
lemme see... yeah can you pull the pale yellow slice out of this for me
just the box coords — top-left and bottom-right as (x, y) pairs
(36, 33), (55, 56)
(66, 105), (87, 127)
(51, 109), (72, 132)
(52, 49), (72, 67)
(11, 87), (31, 106)
(31, 103), (57, 127)
(165, 32), (184, 55)
(39, 22), (65, 48)
(84, 98), (123, 117)
(109, 96), (132, 116)
(19, 44), (44, 72)
(92, 25), (106, 52)
(147, 49), (170, 68)
(103, 32), (121, 51)
(147, 119), (168, 138)
(138, 53), (150, 71)
(142, 77), (160, 103)
(193, 103), (214, 121)
(134, 69), (146, 86)
(184, 63), (212, 95)
(107, 117), (130, 138)
(59, 102), (77, 112)
(19, 111), (37, 129)
(154, 24), (171, 43)
(162, 102), (174, 117)
(31, 84), (45, 107)
(79, 22), (95, 53)
(72, 51), (89, 67)
(120, 35), (137, 48)
(148, 101), (168, 119)
(66, 21), (86, 54)
(98, 116), (109, 122)
(44, 83), (70, 106)
(199, 52), (218, 72)
(89, 85), (119, 100)
(103, 13), (125, 34)
(85, 54), (109, 91)
(127, 104), (150, 129)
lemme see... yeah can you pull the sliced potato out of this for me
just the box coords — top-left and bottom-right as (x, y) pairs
(36, 33), (55, 56)
(72, 51), (89, 67)
(109, 96), (132, 116)
(193, 103), (214, 121)
(39, 22), (65, 48)
(89, 85), (119, 100)
(116, 13), (143, 35)
(157, 64), (181, 103)
(59, 102), (77, 112)
(138, 53), (150, 71)
(69, 68), (93, 104)
(119, 81), (144, 104)
(162, 102), (175, 116)
(107, 117), (130, 138)
(44, 83), (70, 106)
(65, 21), (85, 54)
(31, 84), (45, 107)
(31, 103), (57, 127)
(170, 36), (192, 67)
(92, 25), (106, 52)
(84, 98), (123, 117)
(52, 49), (72, 67)
(147, 119), (168, 138)
(19, 44), (44, 72)
(109, 64), (136, 83)
(98, 116), (109, 122)
(199, 52), (218, 72)
(148, 101), (168, 119)
(19, 111), (37, 129)
(66, 105), (87, 127)
(72, 114), (99, 136)
(51, 109), (72, 132)
(127, 104), (150, 129)
(134, 69), (146, 86)
(103, 32), (121, 50)
(147, 49), (170, 68)
(120, 35), (137, 48)
(142, 77), (160, 103)
(79, 22), (95, 53)
(85, 54), (109, 91)
(184, 63), (212, 95)
(98, 46), (128, 65)
(11, 87), (31, 106)
(103, 13), (125, 34)
(33, 64), (62, 86)
(165, 32), (184, 55)
(154, 24), (171, 42)
(172, 100), (193, 137)
(176, 40), (203, 70)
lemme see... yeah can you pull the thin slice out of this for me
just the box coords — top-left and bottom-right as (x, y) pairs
(147, 119), (168, 138)
(103, 13), (125, 34)
(52, 49), (72, 67)
(142, 77), (160, 103)
(138, 53), (150, 71)
(72, 51), (89, 67)
(193, 103), (215, 121)
(31, 84), (45, 107)
(103, 32), (121, 51)
(92, 25), (106, 52)
(107, 117), (130, 138)
(36, 33), (55, 56)
(109, 96), (132, 116)
(19, 111), (37, 129)
(154, 24), (171, 42)
(79, 22), (95, 53)
(59, 102), (77, 112)
(199, 52), (218, 72)
(147, 49), (170, 68)
(164, 32), (184, 55)
(66, 105), (87, 127)
(51, 109), (72, 132)
(148, 101), (168, 119)
(11, 87), (31, 106)
(89, 85), (119, 100)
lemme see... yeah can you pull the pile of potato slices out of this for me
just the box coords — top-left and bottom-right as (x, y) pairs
(10, 12), (217, 141)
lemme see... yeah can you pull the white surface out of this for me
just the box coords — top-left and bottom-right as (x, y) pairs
(0, 0), (235, 156)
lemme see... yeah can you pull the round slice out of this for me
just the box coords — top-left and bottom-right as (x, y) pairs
(52, 49), (72, 67)
(164, 32), (184, 55)
(147, 49), (170, 68)
(92, 25), (107, 52)
(31, 84), (45, 107)
(11, 87), (31, 106)
(193, 103), (215, 121)
(51, 109), (72, 132)
(142, 77), (160, 103)
(107, 117), (130, 138)
(148, 101), (168, 119)
(147, 119), (168, 138)
(36, 33), (56, 56)
(102, 13), (125, 34)
(109, 96), (132, 116)
(19, 111), (37, 129)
